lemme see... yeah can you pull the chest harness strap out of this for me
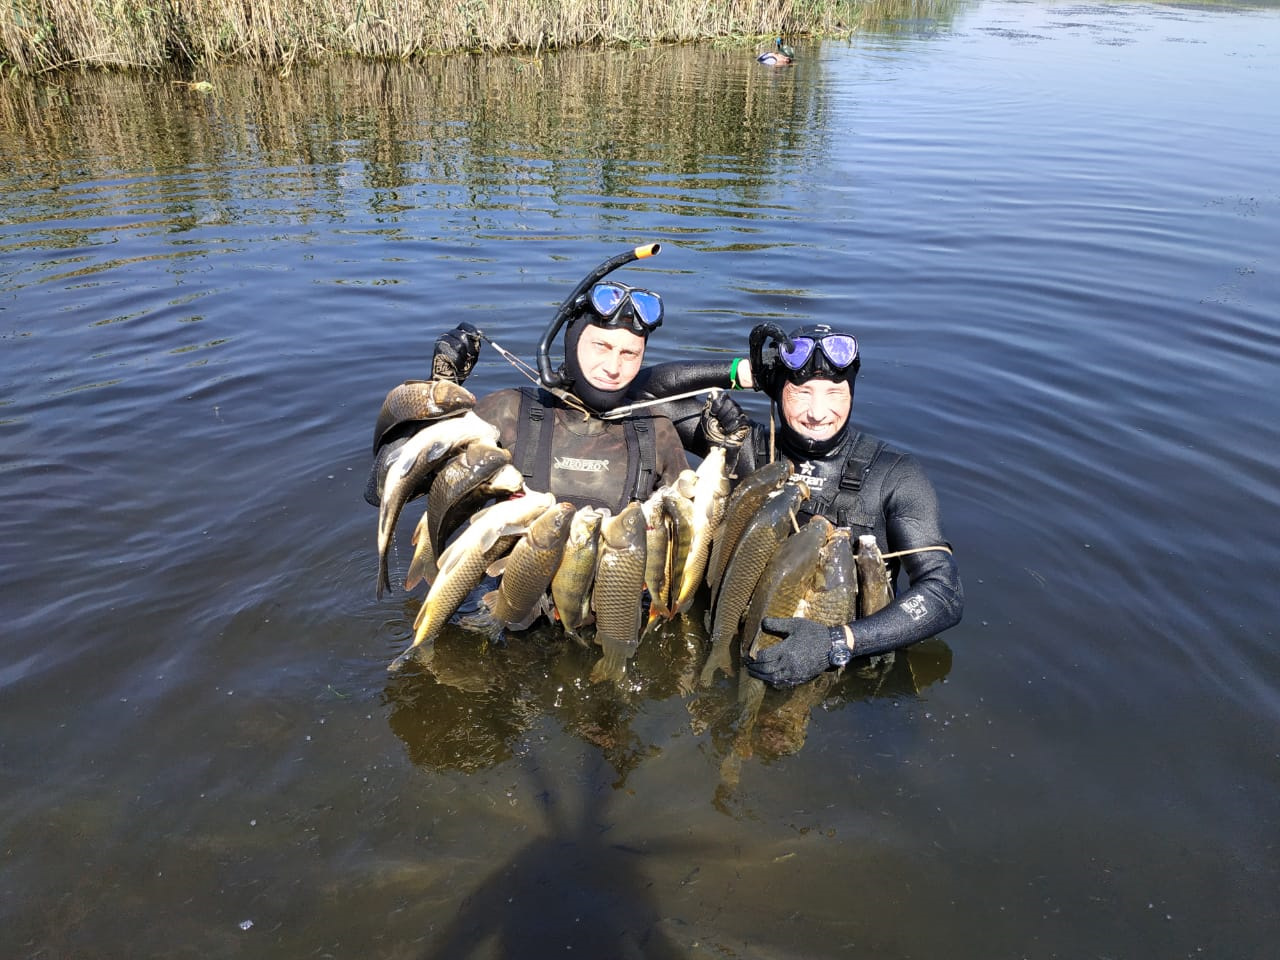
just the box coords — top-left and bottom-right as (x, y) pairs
(517, 387), (656, 511)
(800, 431), (887, 528)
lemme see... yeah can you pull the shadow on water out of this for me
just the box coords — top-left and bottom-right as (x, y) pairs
(414, 748), (691, 960)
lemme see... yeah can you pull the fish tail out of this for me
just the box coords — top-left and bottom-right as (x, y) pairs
(589, 645), (627, 685)
(376, 553), (390, 599)
(698, 638), (733, 688)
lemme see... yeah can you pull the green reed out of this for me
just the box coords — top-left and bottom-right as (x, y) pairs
(0, 0), (955, 75)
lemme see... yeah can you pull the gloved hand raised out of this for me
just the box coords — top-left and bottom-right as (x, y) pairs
(748, 322), (793, 397)
(431, 322), (483, 383)
(700, 391), (752, 450)
(745, 616), (839, 687)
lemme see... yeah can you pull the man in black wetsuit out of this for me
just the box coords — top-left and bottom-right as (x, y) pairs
(638, 322), (964, 687)
(367, 276), (744, 513)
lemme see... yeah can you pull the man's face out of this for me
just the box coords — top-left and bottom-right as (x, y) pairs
(576, 325), (646, 392)
(779, 378), (852, 443)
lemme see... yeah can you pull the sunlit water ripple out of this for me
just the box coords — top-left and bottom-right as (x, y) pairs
(2, 2), (1279, 956)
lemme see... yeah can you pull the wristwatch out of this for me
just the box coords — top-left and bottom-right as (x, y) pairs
(827, 626), (853, 668)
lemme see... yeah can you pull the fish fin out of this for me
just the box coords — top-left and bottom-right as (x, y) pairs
(388, 641), (433, 673)
(476, 524), (521, 554)
(508, 595), (550, 632)
(486, 556), (510, 579)
(456, 596), (504, 641)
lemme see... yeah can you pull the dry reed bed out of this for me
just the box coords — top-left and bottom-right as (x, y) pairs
(0, 0), (894, 74)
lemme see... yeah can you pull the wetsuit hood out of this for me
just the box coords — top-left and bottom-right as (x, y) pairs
(770, 322), (860, 458)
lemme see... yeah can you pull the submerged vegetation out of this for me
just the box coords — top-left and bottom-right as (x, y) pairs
(0, 0), (953, 75)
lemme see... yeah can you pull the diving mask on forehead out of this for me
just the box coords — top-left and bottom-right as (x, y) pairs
(779, 324), (860, 383)
(583, 281), (664, 335)
(780, 332), (858, 373)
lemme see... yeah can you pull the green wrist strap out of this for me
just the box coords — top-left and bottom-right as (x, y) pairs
(729, 357), (743, 390)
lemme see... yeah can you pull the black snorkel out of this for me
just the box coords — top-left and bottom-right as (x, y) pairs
(536, 242), (661, 391)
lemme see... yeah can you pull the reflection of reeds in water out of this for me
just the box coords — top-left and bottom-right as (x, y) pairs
(0, 50), (822, 203)
(0, 0), (962, 74)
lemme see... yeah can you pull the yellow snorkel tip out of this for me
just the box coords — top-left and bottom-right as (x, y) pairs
(634, 243), (661, 259)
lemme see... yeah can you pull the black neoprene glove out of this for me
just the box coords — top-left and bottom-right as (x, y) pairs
(748, 322), (793, 396)
(746, 617), (839, 687)
(431, 322), (482, 383)
(700, 391), (751, 450)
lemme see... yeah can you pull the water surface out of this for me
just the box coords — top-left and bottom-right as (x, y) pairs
(3, 1), (1279, 956)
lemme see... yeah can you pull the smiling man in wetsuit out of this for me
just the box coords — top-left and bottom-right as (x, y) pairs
(636, 321), (965, 686)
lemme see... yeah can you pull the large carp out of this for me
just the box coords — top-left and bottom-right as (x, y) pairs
(372, 379), (477, 451)
(671, 445), (731, 616)
(700, 480), (810, 686)
(388, 490), (555, 672)
(375, 410), (500, 598)
(705, 459), (792, 608)
(741, 517), (833, 659)
(729, 516), (834, 773)
(589, 501), (648, 685)
(550, 506), (607, 641)
(754, 528), (859, 758)
(799, 527), (859, 628)
(478, 501), (576, 633)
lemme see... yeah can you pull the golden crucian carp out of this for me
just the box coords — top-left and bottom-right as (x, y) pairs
(640, 488), (673, 625)
(589, 501), (648, 685)
(476, 501), (576, 634)
(550, 505), (607, 642)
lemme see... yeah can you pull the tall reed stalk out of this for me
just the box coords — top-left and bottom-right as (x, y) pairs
(0, 0), (940, 75)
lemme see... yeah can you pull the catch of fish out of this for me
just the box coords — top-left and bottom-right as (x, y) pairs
(371, 380), (903, 686)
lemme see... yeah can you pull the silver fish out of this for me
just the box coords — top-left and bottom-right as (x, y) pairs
(388, 490), (555, 672)
(375, 411), (500, 598)
(671, 445), (730, 616)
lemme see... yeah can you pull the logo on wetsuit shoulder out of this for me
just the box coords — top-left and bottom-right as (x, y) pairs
(791, 460), (827, 491)
(554, 456), (610, 473)
(902, 596), (929, 621)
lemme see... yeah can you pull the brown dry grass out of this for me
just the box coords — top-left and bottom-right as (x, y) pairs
(0, 0), (923, 75)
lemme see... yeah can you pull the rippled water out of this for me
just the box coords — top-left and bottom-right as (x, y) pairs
(3, 1), (1279, 956)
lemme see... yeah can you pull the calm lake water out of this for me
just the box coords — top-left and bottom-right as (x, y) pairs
(3, 1), (1279, 956)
